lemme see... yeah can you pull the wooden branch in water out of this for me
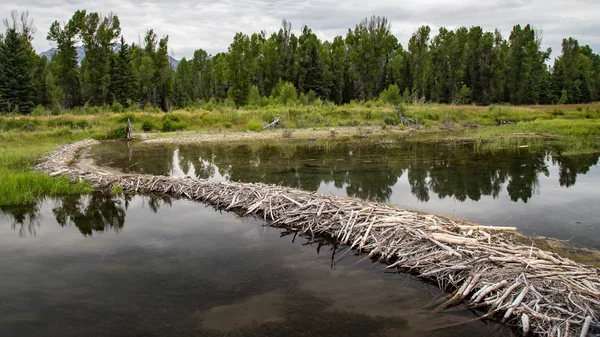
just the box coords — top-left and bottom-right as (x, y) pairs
(36, 139), (600, 337)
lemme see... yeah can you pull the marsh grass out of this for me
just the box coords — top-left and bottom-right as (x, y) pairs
(0, 132), (93, 205)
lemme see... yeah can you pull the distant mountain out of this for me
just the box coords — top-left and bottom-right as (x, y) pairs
(40, 46), (86, 64)
(39, 46), (180, 69)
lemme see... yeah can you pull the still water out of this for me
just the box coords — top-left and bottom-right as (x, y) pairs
(0, 194), (508, 337)
(88, 139), (600, 249)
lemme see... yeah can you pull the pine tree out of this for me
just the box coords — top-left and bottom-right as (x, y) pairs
(109, 36), (135, 105)
(0, 19), (35, 113)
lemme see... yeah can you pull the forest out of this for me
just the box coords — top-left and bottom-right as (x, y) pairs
(1, 10), (600, 114)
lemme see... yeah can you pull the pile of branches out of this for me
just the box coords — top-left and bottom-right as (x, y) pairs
(38, 140), (600, 336)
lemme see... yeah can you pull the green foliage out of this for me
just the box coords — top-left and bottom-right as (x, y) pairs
(379, 84), (401, 105)
(0, 15), (35, 114)
(247, 85), (262, 106)
(162, 113), (186, 131)
(141, 120), (153, 131)
(102, 126), (128, 139)
(279, 81), (297, 106)
(246, 120), (263, 131)
(0, 10), (599, 116)
(455, 85), (472, 104)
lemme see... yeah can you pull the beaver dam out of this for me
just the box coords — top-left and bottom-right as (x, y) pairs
(37, 139), (600, 337)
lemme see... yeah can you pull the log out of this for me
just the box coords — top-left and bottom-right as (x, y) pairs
(263, 117), (281, 129)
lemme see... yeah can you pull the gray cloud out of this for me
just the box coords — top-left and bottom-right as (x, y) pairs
(1, 0), (599, 60)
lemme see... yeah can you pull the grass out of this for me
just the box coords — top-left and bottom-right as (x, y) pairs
(1, 102), (599, 206)
(0, 132), (94, 205)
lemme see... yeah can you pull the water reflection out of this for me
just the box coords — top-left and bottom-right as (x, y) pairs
(1, 193), (173, 236)
(0, 195), (509, 337)
(90, 140), (599, 204)
(0, 204), (42, 236)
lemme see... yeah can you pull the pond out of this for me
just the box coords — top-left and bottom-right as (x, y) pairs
(0, 194), (508, 337)
(88, 139), (600, 249)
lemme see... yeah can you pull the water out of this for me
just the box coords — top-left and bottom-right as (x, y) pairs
(0, 194), (508, 337)
(88, 139), (600, 249)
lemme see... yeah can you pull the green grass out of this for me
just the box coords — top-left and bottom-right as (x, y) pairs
(0, 132), (93, 206)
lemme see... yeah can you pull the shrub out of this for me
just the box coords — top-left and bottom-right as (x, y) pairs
(142, 121), (153, 132)
(454, 84), (471, 104)
(279, 82), (297, 106)
(161, 114), (186, 131)
(103, 126), (128, 139)
(162, 114), (181, 123)
(116, 113), (139, 123)
(247, 120), (263, 131)
(110, 102), (125, 113)
(31, 105), (51, 116)
(162, 120), (186, 132)
(224, 122), (232, 128)
(247, 85), (262, 106)
(379, 84), (401, 105)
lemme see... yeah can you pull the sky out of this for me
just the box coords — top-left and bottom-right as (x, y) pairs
(2, 0), (599, 61)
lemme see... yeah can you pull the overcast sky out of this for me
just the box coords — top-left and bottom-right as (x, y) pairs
(2, 0), (599, 61)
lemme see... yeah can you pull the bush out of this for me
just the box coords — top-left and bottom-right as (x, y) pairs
(224, 122), (232, 128)
(142, 121), (153, 132)
(103, 126), (128, 139)
(279, 82), (297, 106)
(247, 120), (263, 131)
(110, 102), (125, 113)
(161, 114), (185, 131)
(247, 85), (262, 107)
(162, 114), (181, 123)
(116, 113), (139, 123)
(379, 84), (401, 105)
(162, 120), (186, 132)
(31, 105), (51, 116)
(454, 84), (471, 104)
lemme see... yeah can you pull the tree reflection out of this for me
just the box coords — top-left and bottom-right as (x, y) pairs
(161, 141), (600, 204)
(0, 203), (42, 236)
(1, 193), (176, 236)
(553, 153), (600, 187)
(52, 193), (128, 236)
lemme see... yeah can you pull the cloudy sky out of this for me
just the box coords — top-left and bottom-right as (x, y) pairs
(2, 0), (599, 60)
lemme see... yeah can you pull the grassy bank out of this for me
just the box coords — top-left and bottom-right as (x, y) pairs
(1, 102), (599, 136)
(1, 103), (599, 206)
(0, 131), (93, 205)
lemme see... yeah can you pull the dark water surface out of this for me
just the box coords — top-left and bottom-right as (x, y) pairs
(0, 194), (508, 337)
(88, 139), (600, 249)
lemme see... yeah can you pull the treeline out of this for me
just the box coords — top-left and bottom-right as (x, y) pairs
(1, 11), (600, 114)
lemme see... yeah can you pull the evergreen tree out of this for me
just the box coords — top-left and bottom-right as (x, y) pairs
(0, 11), (36, 113)
(108, 36), (135, 105)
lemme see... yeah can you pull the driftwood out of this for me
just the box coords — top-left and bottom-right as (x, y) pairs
(126, 118), (133, 139)
(37, 140), (600, 337)
(264, 117), (281, 129)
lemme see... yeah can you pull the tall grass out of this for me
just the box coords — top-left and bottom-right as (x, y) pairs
(0, 132), (93, 205)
